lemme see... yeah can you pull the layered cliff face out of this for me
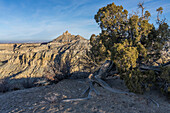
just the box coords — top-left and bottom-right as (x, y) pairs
(0, 31), (97, 80)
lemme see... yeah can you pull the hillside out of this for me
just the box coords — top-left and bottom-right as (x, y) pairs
(0, 31), (97, 80)
(0, 78), (169, 113)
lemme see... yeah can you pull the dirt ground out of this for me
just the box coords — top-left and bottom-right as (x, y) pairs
(0, 78), (169, 113)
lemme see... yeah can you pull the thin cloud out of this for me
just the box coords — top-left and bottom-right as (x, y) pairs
(0, 0), (169, 41)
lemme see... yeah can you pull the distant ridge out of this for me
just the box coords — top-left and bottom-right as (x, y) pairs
(0, 40), (50, 44)
(0, 31), (86, 44)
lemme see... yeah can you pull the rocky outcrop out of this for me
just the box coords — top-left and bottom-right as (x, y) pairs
(0, 31), (97, 80)
(52, 31), (86, 43)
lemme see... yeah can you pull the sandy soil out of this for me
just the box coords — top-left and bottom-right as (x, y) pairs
(0, 78), (169, 113)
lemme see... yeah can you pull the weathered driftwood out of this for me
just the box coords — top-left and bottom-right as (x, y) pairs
(140, 65), (161, 72)
(62, 60), (132, 102)
(139, 61), (170, 72)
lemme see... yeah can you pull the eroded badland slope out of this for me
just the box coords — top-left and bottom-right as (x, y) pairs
(0, 31), (97, 80)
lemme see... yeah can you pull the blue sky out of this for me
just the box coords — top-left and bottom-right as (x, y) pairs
(0, 0), (169, 41)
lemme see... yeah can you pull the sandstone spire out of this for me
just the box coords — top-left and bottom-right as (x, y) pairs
(63, 30), (70, 35)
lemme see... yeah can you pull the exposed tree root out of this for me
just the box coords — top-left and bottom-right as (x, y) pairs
(147, 98), (160, 107)
(61, 60), (163, 108)
(62, 74), (132, 102)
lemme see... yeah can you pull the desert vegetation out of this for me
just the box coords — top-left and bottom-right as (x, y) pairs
(90, 2), (169, 97)
(0, 76), (44, 93)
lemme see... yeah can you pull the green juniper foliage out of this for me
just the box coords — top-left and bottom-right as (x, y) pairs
(90, 2), (170, 95)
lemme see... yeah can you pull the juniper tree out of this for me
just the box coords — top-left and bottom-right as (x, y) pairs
(138, 2), (145, 18)
(90, 3), (128, 64)
(156, 7), (163, 24)
(143, 7), (170, 65)
(90, 2), (169, 94)
(90, 34), (110, 63)
(92, 2), (152, 70)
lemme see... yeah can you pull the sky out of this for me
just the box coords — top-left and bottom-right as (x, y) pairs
(0, 0), (169, 41)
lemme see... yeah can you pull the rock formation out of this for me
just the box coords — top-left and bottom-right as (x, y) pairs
(0, 31), (97, 81)
(52, 30), (86, 43)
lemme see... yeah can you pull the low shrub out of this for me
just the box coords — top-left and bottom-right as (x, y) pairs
(22, 77), (37, 89)
(0, 78), (10, 93)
